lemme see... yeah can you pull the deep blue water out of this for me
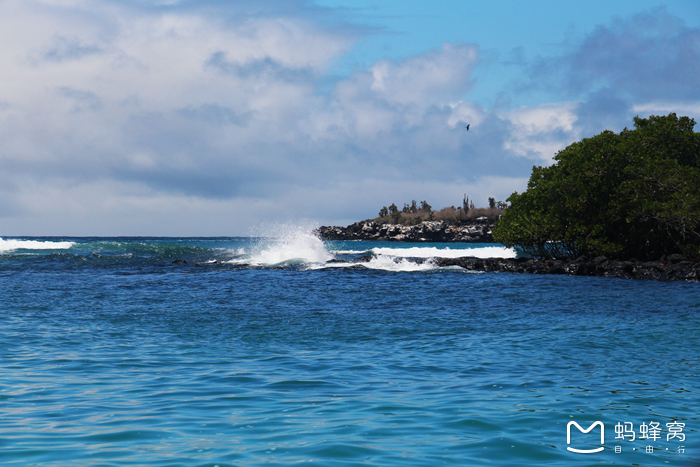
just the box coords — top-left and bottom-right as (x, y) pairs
(0, 236), (698, 466)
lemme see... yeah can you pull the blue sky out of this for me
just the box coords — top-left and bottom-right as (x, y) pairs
(0, 0), (699, 235)
(322, 0), (700, 106)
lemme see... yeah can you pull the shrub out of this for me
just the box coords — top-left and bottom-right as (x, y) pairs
(493, 113), (700, 260)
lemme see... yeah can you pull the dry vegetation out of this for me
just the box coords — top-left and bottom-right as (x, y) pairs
(372, 198), (507, 225)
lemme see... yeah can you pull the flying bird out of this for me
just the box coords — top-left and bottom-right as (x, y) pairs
(465, 124), (470, 130)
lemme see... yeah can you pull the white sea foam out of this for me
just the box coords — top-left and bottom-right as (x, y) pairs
(330, 249), (371, 255)
(322, 245), (516, 272)
(369, 246), (517, 259)
(231, 224), (333, 266)
(320, 256), (436, 272)
(362, 256), (436, 272)
(227, 225), (515, 269)
(0, 238), (75, 253)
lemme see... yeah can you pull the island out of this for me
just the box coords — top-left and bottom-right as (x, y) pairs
(316, 114), (700, 281)
(316, 197), (504, 242)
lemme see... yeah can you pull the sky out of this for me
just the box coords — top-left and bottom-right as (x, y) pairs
(1, 0), (699, 236)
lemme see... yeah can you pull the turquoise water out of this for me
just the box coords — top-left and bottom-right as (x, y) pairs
(0, 235), (698, 466)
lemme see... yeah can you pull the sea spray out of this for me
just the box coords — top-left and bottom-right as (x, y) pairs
(224, 227), (514, 270)
(233, 223), (333, 267)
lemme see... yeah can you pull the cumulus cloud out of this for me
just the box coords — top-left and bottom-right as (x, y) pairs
(5, 2), (695, 235)
(0, 1), (353, 193)
(0, 0), (536, 235)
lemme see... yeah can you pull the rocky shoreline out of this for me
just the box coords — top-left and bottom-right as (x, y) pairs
(315, 220), (495, 242)
(316, 220), (700, 281)
(443, 256), (700, 281)
(350, 254), (697, 281)
(435, 255), (700, 281)
(177, 254), (700, 282)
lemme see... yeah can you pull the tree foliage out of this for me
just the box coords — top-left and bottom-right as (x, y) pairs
(388, 203), (401, 224)
(492, 114), (700, 260)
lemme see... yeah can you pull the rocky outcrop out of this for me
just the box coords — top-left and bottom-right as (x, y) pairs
(433, 254), (700, 281)
(315, 220), (495, 242)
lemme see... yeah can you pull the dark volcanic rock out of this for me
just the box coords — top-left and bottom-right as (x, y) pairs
(315, 220), (495, 243)
(435, 257), (700, 282)
(352, 255), (374, 263)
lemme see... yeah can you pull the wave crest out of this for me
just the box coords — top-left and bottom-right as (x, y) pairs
(0, 238), (75, 253)
(371, 246), (516, 259)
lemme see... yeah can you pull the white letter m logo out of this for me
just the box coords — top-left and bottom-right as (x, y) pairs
(567, 421), (604, 453)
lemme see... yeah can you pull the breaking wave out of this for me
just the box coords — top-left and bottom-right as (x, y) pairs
(222, 225), (518, 271)
(327, 255), (438, 272)
(0, 232), (516, 273)
(0, 238), (75, 253)
(321, 245), (515, 272)
(370, 246), (516, 259)
(229, 225), (333, 267)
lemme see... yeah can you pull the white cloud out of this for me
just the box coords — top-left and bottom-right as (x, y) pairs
(447, 101), (486, 128)
(0, 1), (635, 235)
(504, 102), (580, 162)
(367, 43), (478, 106)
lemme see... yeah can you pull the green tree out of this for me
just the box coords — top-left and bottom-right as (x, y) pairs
(493, 113), (700, 260)
(388, 203), (401, 224)
(378, 206), (389, 218)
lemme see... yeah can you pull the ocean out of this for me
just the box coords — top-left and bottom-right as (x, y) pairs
(1, 230), (698, 466)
